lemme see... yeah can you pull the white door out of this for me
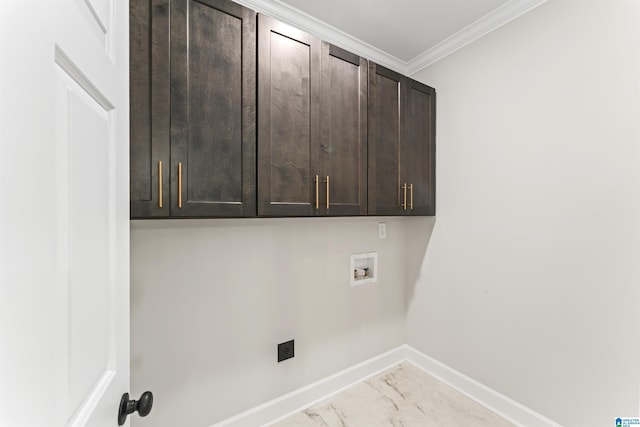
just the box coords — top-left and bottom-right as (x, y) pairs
(0, 0), (131, 426)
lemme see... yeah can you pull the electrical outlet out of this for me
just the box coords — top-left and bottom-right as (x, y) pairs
(277, 340), (294, 363)
(378, 222), (387, 239)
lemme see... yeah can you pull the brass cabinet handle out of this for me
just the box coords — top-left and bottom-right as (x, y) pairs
(325, 176), (330, 209)
(402, 183), (407, 210)
(315, 175), (319, 209)
(178, 162), (183, 209)
(410, 183), (413, 210)
(158, 160), (163, 208)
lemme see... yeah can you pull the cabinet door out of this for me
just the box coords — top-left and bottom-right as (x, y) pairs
(130, 0), (170, 218)
(257, 15), (321, 216)
(319, 43), (367, 216)
(404, 79), (436, 215)
(170, 0), (256, 217)
(367, 62), (404, 215)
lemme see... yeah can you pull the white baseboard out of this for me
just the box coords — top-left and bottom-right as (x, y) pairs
(210, 346), (407, 427)
(405, 346), (562, 427)
(212, 345), (560, 427)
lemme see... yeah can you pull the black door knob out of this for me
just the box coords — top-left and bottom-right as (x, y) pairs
(118, 391), (153, 425)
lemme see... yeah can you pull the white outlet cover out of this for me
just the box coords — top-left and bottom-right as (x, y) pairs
(378, 222), (387, 239)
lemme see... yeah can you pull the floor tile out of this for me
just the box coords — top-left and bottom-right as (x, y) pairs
(271, 362), (515, 427)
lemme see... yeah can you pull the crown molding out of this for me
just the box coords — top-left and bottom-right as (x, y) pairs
(232, 0), (408, 73)
(406, 0), (549, 75)
(233, 0), (549, 76)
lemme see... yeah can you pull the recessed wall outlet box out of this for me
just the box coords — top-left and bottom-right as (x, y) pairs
(277, 340), (294, 363)
(378, 222), (387, 239)
(350, 252), (378, 286)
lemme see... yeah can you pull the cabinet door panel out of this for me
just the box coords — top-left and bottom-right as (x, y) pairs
(258, 15), (320, 216)
(368, 63), (404, 216)
(270, 34), (311, 203)
(130, 0), (170, 218)
(404, 79), (436, 215)
(319, 43), (367, 216)
(170, 0), (255, 217)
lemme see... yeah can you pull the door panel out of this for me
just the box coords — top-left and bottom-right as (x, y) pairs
(85, 0), (111, 30)
(319, 43), (367, 216)
(257, 14), (320, 216)
(368, 63), (404, 216)
(60, 74), (115, 424)
(75, 0), (114, 54)
(130, 0), (170, 218)
(186, 2), (242, 203)
(404, 80), (436, 215)
(171, 0), (256, 217)
(269, 32), (311, 203)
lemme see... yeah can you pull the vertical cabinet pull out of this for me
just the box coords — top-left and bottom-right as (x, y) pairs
(410, 183), (413, 210)
(315, 175), (319, 209)
(178, 162), (183, 209)
(158, 161), (163, 209)
(402, 183), (407, 210)
(325, 176), (330, 209)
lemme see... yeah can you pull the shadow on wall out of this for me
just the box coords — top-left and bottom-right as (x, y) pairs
(404, 217), (436, 311)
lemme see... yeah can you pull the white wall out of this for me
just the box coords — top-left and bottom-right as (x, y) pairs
(131, 217), (407, 426)
(131, 2), (640, 425)
(407, 0), (640, 425)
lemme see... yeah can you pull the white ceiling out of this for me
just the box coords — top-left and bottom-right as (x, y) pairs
(276, 0), (511, 62)
(235, 0), (549, 75)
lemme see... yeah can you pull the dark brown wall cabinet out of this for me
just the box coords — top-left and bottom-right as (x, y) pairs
(130, 0), (256, 218)
(318, 44), (368, 216)
(368, 62), (436, 216)
(131, 1), (435, 219)
(257, 15), (320, 217)
(257, 16), (367, 216)
(404, 78), (436, 215)
(130, 0), (169, 218)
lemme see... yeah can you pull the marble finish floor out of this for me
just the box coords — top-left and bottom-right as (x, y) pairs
(271, 362), (515, 427)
